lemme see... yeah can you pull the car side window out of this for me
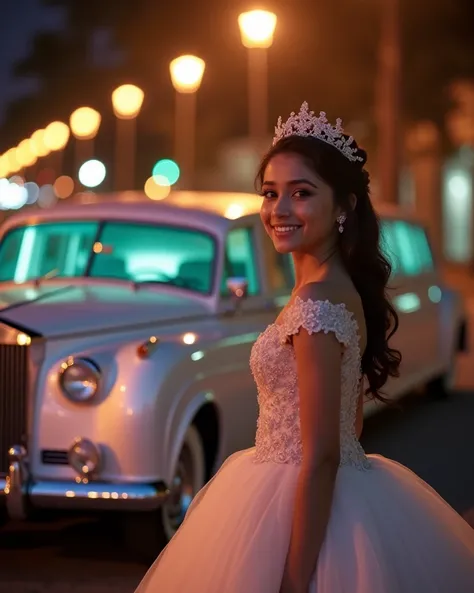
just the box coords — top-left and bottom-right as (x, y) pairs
(393, 220), (434, 276)
(381, 219), (435, 277)
(392, 220), (422, 275)
(410, 225), (434, 273)
(221, 227), (260, 295)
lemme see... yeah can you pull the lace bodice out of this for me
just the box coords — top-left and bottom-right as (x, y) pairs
(250, 297), (371, 471)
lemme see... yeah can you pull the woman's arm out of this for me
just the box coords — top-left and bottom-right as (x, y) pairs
(280, 303), (343, 593)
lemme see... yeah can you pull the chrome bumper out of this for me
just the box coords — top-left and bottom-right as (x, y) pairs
(0, 445), (169, 519)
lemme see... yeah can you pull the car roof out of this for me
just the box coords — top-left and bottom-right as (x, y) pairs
(0, 191), (261, 236)
(1, 190), (422, 232)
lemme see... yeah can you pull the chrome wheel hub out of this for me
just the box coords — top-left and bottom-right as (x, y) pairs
(163, 446), (194, 532)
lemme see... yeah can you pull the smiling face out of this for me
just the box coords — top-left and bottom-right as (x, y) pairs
(259, 152), (341, 254)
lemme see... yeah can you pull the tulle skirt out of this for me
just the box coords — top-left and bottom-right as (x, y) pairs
(135, 448), (474, 593)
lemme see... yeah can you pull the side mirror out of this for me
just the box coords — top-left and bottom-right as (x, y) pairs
(226, 277), (248, 310)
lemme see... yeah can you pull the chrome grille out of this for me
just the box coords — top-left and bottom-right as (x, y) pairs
(0, 344), (28, 475)
(41, 450), (69, 465)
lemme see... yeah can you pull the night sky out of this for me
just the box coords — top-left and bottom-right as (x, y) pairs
(1, 0), (473, 170)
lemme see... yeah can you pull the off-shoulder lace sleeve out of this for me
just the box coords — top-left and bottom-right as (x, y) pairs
(278, 296), (359, 347)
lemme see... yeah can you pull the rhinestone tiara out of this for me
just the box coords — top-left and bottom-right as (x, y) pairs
(273, 101), (363, 163)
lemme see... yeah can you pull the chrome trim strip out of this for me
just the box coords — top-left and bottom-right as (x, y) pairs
(0, 477), (169, 512)
(0, 347), (29, 475)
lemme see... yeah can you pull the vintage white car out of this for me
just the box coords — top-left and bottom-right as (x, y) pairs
(0, 190), (467, 555)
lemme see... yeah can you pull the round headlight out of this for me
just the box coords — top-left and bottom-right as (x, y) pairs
(59, 358), (100, 402)
(68, 437), (101, 476)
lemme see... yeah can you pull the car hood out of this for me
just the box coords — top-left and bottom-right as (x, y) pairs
(0, 282), (209, 338)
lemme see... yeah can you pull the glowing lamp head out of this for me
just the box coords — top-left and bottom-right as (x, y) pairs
(16, 139), (37, 168)
(6, 148), (21, 173)
(30, 129), (50, 157)
(169, 55), (206, 94)
(111, 85), (145, 119)
(44, 121), (70, 151)
(238, 10), (277, 49)
(70, 107), (102, 139)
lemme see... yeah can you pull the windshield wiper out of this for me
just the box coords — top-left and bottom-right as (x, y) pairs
(33, 268), (60, 287)
(133, 277), (201, 291)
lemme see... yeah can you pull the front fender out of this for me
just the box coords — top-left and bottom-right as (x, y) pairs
(165, 390), (219, 485)
(34, 337), (185, 483)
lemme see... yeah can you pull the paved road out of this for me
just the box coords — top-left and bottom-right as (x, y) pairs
(1, 385), (474, 593)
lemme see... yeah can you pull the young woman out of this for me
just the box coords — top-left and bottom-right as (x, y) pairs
(135, 103), (474, 593)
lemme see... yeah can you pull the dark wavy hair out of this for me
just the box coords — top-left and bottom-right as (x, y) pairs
(256, 135), (401, 402)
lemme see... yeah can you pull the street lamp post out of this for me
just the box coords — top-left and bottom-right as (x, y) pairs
(405, 122), (442, 258)
(69, 107), (102, 176)
(446, 81), (474, 266)
(375, 0), (401, 204)
(169, 55), (206, 190)
(111, 84), (144, 191)
(238, 10), (277, 143)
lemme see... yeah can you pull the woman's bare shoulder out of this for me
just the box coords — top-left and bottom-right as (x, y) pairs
(294, 278), (359, 308)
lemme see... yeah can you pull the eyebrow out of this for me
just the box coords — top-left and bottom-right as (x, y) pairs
(262, 178), (319, 189)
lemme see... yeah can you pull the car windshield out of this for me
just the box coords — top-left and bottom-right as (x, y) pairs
(0, 220), (217, 294)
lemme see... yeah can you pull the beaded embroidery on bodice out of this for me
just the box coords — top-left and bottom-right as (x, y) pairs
(250, 297), (371, 471)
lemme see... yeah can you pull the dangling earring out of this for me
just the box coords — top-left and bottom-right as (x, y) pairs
(336, 213), (346, 234)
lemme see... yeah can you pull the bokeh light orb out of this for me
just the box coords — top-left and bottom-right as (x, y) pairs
(24, 182), (40, 205)
(44, 121), (70, 151)
(0, 155), (9, 178)
(144, 176), (171, 201)
(16, 139), (37, 168)
(54, 175), (75, 198)
(0, 178), (11, 210)
(9, 175), (24, 186)
(30, 129), (50, 157)
(225, 203), (245, 220)
(152, 174), (170, 187)
(6, 148), (21, 173)
(70, 107), (101, 140)
(37, 184), (57, 208)
(78, 159), (106, 188)
(111, 84), (145, 119)
(152, 159), (180, 186)
(169, 55), (206, 94)
(2, 181), (28, 210)
(238, 10), (277, 49)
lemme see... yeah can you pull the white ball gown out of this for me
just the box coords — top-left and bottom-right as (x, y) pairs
(135, 297), (474, 593)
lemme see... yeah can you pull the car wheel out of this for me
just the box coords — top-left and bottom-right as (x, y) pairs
(426, 373), (450, 400)
(124, 424), (206, 561)
(160, 424), (206, 541)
